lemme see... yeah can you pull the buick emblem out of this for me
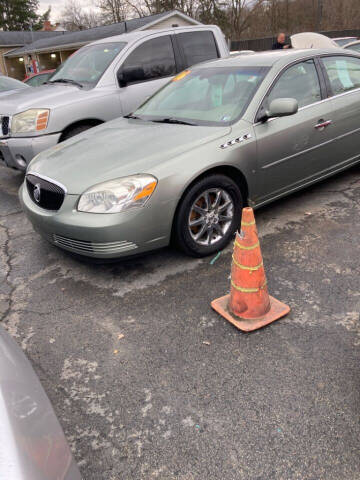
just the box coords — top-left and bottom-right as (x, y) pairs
(33, 183), (41, 203)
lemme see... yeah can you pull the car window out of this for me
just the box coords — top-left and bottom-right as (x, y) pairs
(134, 66), (268, 126)
(121, 36), (176, 83)
(345, 43), (360, 53)
(267, 60), (321, 109)
(25, 76), (38, 86)
(322, 56), (360, 95)
(50, 42), (126, 87)
(176, 31), (219, 68)
(334, 38), (356, 47)
(26, 73), (48, 86)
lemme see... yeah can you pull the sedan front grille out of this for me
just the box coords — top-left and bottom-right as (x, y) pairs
(26, 174), (65, 211)
(53, 235), (138, 255)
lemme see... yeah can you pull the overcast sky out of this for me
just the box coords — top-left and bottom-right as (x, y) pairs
(38, 0), (99, 22)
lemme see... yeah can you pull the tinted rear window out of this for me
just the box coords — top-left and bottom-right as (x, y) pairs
(177, 31), (219, 68)
(121, 35), (176, 82)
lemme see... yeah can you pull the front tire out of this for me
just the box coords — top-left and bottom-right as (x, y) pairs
(61, 124), (95, 142)
(174, 174), (243, 257)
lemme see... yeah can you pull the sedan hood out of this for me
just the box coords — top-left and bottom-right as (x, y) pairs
(29, 117), (232, 194)
(0, 84), (85, 114)
(0, 88), (29, 98)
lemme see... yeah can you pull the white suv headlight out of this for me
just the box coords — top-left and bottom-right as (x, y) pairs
(12, 109), (49, 134)
(78, 175), (157, 214)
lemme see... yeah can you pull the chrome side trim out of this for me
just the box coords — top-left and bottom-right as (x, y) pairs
(27, 171), (68, 194)
(261, 125), (360, 170)
(220, 133), (252, 149)
(327, 86), (360, 100)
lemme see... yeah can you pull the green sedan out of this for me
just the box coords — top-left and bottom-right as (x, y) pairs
(20, 48), (360, 258)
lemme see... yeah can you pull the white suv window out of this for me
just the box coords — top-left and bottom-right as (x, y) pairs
(122, 36), (176, 82)
(177, 31), (219, 68)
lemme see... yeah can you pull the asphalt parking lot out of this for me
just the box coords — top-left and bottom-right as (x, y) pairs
(0, 164), (359, 480)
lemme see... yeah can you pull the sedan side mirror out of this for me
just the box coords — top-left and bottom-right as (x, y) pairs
(117, 66), (146, 87)
(265, 98), (298, 120)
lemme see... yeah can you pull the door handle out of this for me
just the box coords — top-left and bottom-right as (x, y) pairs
(315, 120), (332, 130)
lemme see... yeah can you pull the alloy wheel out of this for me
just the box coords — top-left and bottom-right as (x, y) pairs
(188, 188), (234, 246)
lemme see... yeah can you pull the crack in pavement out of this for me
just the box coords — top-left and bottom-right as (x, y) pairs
(0, 210), (22, 218)
(13, 306), (76, 316)
(0, 216), (76, 329)
(0, 222), (16, 325)
(319, 186), (359, 203)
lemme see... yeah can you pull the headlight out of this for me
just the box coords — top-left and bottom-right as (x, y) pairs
(12, 109), (49, 134)
(78, 175), (157, 214)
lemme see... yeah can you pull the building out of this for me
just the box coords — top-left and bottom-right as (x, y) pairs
(1, 10), (200, 80)
(0, 30), (63, 78)
(41, 20), (67, 32)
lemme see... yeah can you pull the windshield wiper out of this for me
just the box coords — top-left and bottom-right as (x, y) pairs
(48, 78), (83, 88)
(152, 117), (197, 126)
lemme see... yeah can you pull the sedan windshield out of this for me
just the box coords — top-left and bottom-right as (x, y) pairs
(50, 42), (126, 87)
(134, 66), (268, 126)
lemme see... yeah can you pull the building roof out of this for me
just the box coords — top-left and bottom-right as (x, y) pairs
(0, 30), (63, 47)
(5, 10), (199, 57)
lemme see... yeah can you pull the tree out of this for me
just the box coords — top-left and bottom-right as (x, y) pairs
(32, 6), (51, 30)
(0, 0), (39, 30)
(58, 0), (103, 31)
(99, 0), (130, 23)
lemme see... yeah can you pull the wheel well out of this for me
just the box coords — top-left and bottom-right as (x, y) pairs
(171, 165), (249, 241)
(59, 119), (104, 142)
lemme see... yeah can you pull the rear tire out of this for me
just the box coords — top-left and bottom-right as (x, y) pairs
(174, 174), (243, 257)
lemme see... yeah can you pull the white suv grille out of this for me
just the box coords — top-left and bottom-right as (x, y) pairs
(0, 116), (10, 137)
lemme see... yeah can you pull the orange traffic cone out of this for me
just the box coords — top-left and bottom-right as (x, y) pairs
(211, 207), (290, 332)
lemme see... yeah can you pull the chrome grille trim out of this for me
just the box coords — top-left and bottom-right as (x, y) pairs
(27, 171), (67, 194)
(26, 174), (65, 211)
(53, 234), (138, 255)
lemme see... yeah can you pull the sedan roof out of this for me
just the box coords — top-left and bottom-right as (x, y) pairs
(194, 48), (349, 70)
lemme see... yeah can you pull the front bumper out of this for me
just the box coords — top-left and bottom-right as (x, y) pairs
(0, 133), (61, 171)
(20, 183), (172, 259)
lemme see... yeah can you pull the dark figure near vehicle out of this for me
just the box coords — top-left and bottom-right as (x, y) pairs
(272, 33), (290, 50)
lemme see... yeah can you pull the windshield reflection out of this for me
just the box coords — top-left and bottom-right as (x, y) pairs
(134, 66), (268, 127)
(50, 42), (127, 87)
